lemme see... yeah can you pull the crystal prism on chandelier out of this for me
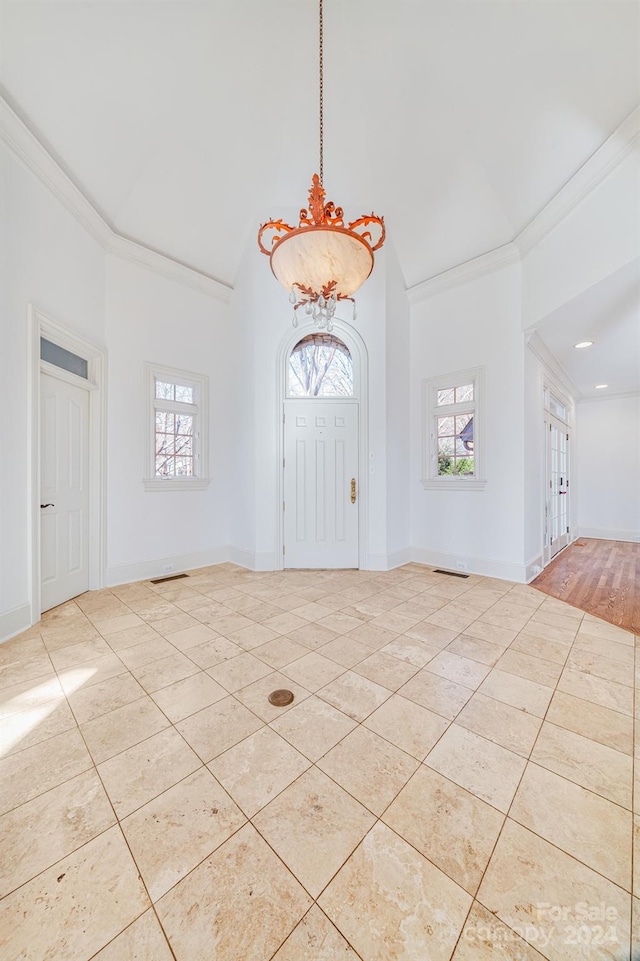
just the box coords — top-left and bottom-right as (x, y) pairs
(257, 0), (385, 330)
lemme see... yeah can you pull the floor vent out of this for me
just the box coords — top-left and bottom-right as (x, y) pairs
(150, 572), (189, 584)
(433, 569), (470, 579)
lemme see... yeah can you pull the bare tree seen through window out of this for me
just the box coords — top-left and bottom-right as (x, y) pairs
(288, 334), (353, 397)
(154, 379), (195, 476)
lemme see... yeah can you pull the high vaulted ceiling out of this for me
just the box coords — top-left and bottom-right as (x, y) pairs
(0, 0), (638, 289)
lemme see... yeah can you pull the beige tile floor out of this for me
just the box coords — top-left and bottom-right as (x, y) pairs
(0, 563), (637, 960)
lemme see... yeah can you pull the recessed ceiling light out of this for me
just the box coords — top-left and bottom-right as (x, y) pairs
(595, 384), (608, 389)
(574, 341), (594, 349)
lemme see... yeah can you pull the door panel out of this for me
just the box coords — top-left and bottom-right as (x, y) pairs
(284, 401), (358, 568)
(545, 415), (570, 563)
(40, 372), (90, 611)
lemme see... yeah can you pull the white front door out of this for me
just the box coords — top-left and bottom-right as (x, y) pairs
(40, 372), (90, 611)
(545, 415), (570, 563)
(283, 400), (359, 568)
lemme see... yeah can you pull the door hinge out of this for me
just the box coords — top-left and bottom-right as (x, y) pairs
(283, 501), (285, 512)
(283, 545), (285, 555)
(283, 458), (285, 468)
(566, 526), (570, 533)
(566, 433), (569, 441)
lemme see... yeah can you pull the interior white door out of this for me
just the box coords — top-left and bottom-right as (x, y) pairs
(40, 371), (90, 611)
(283, 400), (359, 568)
(545, 416), (570, 562)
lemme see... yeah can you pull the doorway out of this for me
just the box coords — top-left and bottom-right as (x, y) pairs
(279, 324), (368, 569)
(29, 307), (107, 618)
(543, 391), (571, 567)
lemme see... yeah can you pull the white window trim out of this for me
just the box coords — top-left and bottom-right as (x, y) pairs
(143, 362), (210, 492)
(543, 379), (573, 427)
(422, 366), (487, 490)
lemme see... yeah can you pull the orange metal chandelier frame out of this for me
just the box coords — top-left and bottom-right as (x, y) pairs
(257, 0), (385, 325)
(257, 174), (386, 305)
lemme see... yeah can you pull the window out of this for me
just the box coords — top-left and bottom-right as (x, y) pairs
(288, 334), (353, 397)
(544, 385), (571, 425)
(144, 364), (209, 491)
(422, 367), (486, 489)
(40, 337), (88, 379)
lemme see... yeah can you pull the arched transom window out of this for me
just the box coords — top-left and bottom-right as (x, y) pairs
(288, 334), (354, 397)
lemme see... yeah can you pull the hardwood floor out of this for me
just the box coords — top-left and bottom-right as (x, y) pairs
(532, 538), (640, 635)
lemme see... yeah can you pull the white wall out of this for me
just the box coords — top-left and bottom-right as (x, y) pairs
(226, 221), (398, 571)
(410, 262), (527, 581)
(385, 238), (411, 563)
(104, 256), (232, 583)
(523, 347), (546, 572)
(522, 152), (640, 329)
(576, 395), (640, 542)
(224, 237), (259, 566)
(0, 145), (105, 638)
(520, 147), (639, 569)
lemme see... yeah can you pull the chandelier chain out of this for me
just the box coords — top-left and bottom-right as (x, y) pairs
(319, 0), (324, 185)
(257, 0), (385, 332)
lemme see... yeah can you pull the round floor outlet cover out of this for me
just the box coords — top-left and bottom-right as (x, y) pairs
(268, 689), (294, 707)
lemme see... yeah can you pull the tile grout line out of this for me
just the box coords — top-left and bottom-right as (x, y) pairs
(466, 604), (634, 952)
(2, 566), (635, 959)
(264, 902), (367, 961)
(3, 589), (181, 957)
(72, 716), (180, 961)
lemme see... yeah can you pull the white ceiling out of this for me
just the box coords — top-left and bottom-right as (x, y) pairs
(535, 258), (640, 400)
(1, 0), (639, 290)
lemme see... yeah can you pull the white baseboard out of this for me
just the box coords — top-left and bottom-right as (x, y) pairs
(410, 547), (528, 584)
(105, 543), (534, 586)
(229, 547), (414, 573)
(365, 549), (412, 572)
(0, 603), (32, 644)
(106, 547), (230, 587)
(386, 548), (413, 570)
(525, 554), (544, 583)
(228, 547), (279, 572)
(577, 527), (640, 544)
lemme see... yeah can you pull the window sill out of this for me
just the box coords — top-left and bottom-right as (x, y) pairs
(421, 477), (487, 491)
(143, 478), (210, 492)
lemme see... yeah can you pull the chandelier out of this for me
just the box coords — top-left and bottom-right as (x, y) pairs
(257, 0), (385, 331)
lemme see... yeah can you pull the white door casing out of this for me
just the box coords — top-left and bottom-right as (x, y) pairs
(28, 306), (107, 623)
(40, 372), (90, 611)
(283, 400), (359, 568)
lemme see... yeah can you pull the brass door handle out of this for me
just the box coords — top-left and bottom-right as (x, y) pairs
(350, 478), (357, 504)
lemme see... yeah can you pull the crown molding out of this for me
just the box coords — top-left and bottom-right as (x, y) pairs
(407, 105), (640, 301)
(515, 105), (640, 257)
(525, 330), (582, 402)
(407, 243), (520, 304)
(0, 97), (112, 248)
(577, 388), (640, 404)
(106, 234), (231, 302)
(0, 96), (232, 303)
(3, 89), (636, 309)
